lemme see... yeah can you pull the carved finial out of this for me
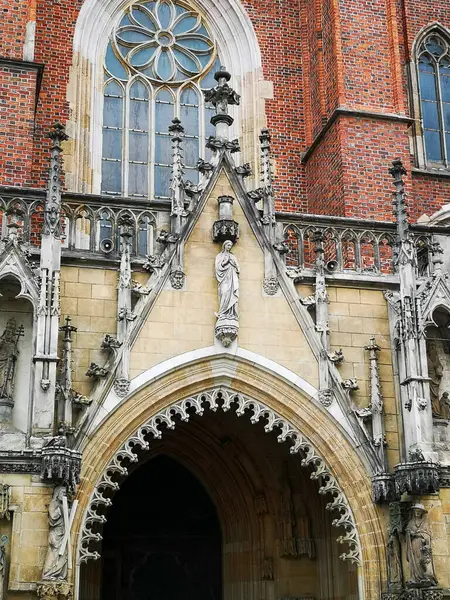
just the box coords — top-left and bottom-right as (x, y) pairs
(389, 159), (409, 244)
(259, 128), (275, 233)
(203, 66), (240, 142)
(169, 118), (185, 227)
(364, 336), (386, 459)
(43, 123), (68, 239)
(59, 316), (77, 392)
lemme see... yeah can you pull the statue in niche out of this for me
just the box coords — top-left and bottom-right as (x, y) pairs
(214, 240), (239, 347)
(0, 535), (7, 600)
(427, 341), (444, 418)
(405, 504), (437, 588)
(42, 486), (68, 581)
(0, 318), (23, 401)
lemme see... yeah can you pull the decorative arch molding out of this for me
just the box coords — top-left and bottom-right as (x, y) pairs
(79, 346), (360, 449)
(78, 386), (362, 567)
(66, 0), (268, 193)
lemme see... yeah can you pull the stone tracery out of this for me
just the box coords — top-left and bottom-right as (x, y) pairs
(78, 386), (362, 566)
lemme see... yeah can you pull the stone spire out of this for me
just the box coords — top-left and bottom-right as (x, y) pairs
(169, 118), (185, 235)
(388, 160), (438, 493)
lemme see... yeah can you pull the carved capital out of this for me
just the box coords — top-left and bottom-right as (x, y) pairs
(37, 581), (73, 600)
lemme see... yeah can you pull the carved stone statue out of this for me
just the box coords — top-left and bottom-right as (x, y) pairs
(214, 240), (239, 347)
(386, 533), (403, 592)
(439, 392), (450, 420)
(42, 486), (68, 581)
(0, 318), (23, 401)
(427, 341), (443, 418)
(0, 535), (7, 600)
(405, 504), (437, 588)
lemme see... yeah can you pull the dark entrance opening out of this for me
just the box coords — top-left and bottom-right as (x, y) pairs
(100, 455), (222, 600)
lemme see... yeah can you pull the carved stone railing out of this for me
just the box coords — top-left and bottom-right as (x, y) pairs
(0, 187), (445, 273)
(0, 188), (170, 262)
(278, 213), (441, 280)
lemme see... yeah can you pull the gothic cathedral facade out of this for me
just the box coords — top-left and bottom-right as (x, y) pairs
(1, 0), (450, 599)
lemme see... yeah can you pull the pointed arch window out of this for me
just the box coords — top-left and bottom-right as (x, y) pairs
(101, 0), (220, 198)
(417, 32), (450, 167)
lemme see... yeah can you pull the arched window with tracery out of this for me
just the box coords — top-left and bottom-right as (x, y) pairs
(416, 30), (450, 168)
(102, 0), (220, 198)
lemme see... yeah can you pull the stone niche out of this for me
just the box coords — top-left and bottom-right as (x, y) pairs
(426, 310), (450, 461)
(0, 276), (33, 441)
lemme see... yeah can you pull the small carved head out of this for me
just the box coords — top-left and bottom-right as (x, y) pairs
(411, 503), (427, 518)
(222, 240), (233, 252)
(170, 267), (185, 290)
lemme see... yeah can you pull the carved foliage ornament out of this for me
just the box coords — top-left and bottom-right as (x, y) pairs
(79, 387), (361, 565)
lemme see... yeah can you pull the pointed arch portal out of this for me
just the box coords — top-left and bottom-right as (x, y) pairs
(73, 355), (387, 600)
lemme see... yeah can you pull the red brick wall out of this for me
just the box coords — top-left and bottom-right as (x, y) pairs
(340, 117), (411, 219)
(411, 173), (450, 221)
(30, 0), (81, 187)
(242, 0), (307, 212)
(0, 65), (37, 186)
(0, 0), (29, 58)
(305, 122), (345, 216)
(1, 0), (450, 220)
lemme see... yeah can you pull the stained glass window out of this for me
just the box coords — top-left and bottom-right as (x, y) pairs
(418, 33), (450, 167)
(102, 0), (220, 197)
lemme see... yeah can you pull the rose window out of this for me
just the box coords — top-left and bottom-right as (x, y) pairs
(102, 0), (220, 198)
(108, 0), (215, 83)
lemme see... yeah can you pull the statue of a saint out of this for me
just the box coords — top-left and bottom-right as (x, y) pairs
(42, 486), (68, 581)
(427, 341), (443, 418)
(405, 504), (437, 588)
(0, 319), (21, 401)
(214, 240), (239, 347)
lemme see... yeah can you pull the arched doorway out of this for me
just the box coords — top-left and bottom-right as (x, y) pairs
(79, 399), (359, 600)
(101, 456), (221, 600)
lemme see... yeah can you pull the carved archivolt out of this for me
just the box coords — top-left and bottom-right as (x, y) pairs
(78, 387), (362, 566)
